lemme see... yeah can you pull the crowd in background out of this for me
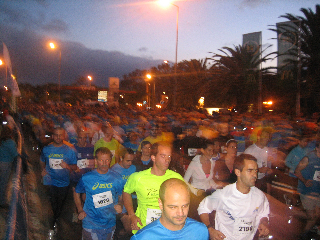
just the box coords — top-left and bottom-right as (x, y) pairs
(2, 101), (320, 239)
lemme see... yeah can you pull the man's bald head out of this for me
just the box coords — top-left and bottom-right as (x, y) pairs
(158, 178), (190, 231)
(159, 178), (190, 204)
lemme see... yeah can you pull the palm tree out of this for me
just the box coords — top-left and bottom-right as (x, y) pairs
(279, 4), (320, 112)
(209, 44), (275, 109)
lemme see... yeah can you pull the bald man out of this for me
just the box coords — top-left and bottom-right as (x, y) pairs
(131, 178), (209, 240)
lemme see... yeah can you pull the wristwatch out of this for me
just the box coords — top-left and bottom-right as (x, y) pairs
(206, 223), (214, 229)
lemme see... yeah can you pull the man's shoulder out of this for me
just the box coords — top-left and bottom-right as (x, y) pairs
(185, 217), (207, 229)
(127, 168), (150, 180)
(244, 144), (257, 152)
(108, 169), (123, 179)
(110, 163), (121, 171)
(164, 169), (183, 179)
(251, 186), (268, 200)
(133, 219), (162, 239)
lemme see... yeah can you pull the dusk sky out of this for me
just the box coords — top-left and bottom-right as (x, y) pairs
(0, 0), (319, 86)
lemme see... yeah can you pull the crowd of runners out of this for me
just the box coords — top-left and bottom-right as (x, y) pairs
(2, 101), (320, 240)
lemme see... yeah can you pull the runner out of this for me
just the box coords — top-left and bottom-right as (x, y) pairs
(198, 154), (270, 240)
(123, 142), (184, 234)
(131, 178), (209, 239)
(74, 147), (124, 240)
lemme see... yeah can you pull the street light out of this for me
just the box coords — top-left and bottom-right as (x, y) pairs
(158, 0), (179, 110)
(88, 75), (92, 87)
(0, 58), (8, 87)
(145, 74), (152, 109)
(49, 42), (62, 103)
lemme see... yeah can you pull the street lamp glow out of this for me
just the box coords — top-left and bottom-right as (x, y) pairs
(157, 0), (172, 8)
(49, 42), (56, 49)
(48, 42), (62, 102)
(0, 59), (3, 65)
(88, 75), (92, 81)
(146, 74), (152, 80)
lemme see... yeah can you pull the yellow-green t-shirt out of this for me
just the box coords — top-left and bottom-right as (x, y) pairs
(123, 168), (184, 234)
(94, 138), (124, 166)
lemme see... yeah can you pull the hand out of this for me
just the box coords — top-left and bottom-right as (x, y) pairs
(304, 179), (313, 187)
(258, 222), (269, 237)
(129, 214), (143, 230)
(60, 160), (69, 169)
(266, 168), (273, 175)
(208, 228), (226, 240)
(197, 189), (206, 197)
(114, 204), (123, 214)
(78, 211), (87, 220)
(41, 168), (47, 177)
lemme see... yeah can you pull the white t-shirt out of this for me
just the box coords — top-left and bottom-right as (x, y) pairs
(184, 155), (217, 191)
(198, 183), (269, 240)
(244, 144), (269, 179)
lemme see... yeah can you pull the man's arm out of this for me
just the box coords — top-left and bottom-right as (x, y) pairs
(40, 160), (47, 177)
(199, 213), (225, 240)
(258, 217), (269, 237)
(60, 161), (77, 171)
(123, 191), (142, 230)
(114, 194), (123, 214)
(74, 192), (86, 220)
(295, 156), (312, 187)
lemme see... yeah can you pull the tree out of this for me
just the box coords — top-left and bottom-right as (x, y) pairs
(209, 44), (275, 110)
(279, 4), (320, 113)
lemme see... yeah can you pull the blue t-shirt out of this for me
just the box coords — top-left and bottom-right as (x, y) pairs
(41, 144), (77, 187)
(131, 217), (209, 240)
(71, 144), (95, 184)
(111, 163), (136, 212)
(111, 163), (136, 183)
(298, 151), (320, 195)
(285, 145), (307, 177)
(75, 169), (124, 230)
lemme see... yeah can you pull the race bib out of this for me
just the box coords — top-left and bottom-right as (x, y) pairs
(146, 208), (162, 225)
(313, 170), (320, 181)
(77, 159), (89, 169)
(92, 191), (113, 208)
(49, 158), (63, 170)
(188, 148), (198, 157)
(111, 150), (116, 156)
(233, 217), (254, 236)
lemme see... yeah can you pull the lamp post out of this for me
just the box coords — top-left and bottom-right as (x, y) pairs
(0, 59), (8, 88)
(49, 42), (62, 103)
(146, 74), (152, 109)
(158, 0), (179, 110)
(88, 75), (92, 87)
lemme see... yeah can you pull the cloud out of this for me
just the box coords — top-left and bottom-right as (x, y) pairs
(138, 47), (148, 52)
(239, 0), (270, 8)
(42, 19), (69, 33)
(0, 1), (68, 33)
(0, 24), (163, 87)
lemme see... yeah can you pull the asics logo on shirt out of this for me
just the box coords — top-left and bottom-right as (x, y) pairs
(92, 182), (113, 190)
(49, 153), (64, 158)
(122, 175), (129, 180)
